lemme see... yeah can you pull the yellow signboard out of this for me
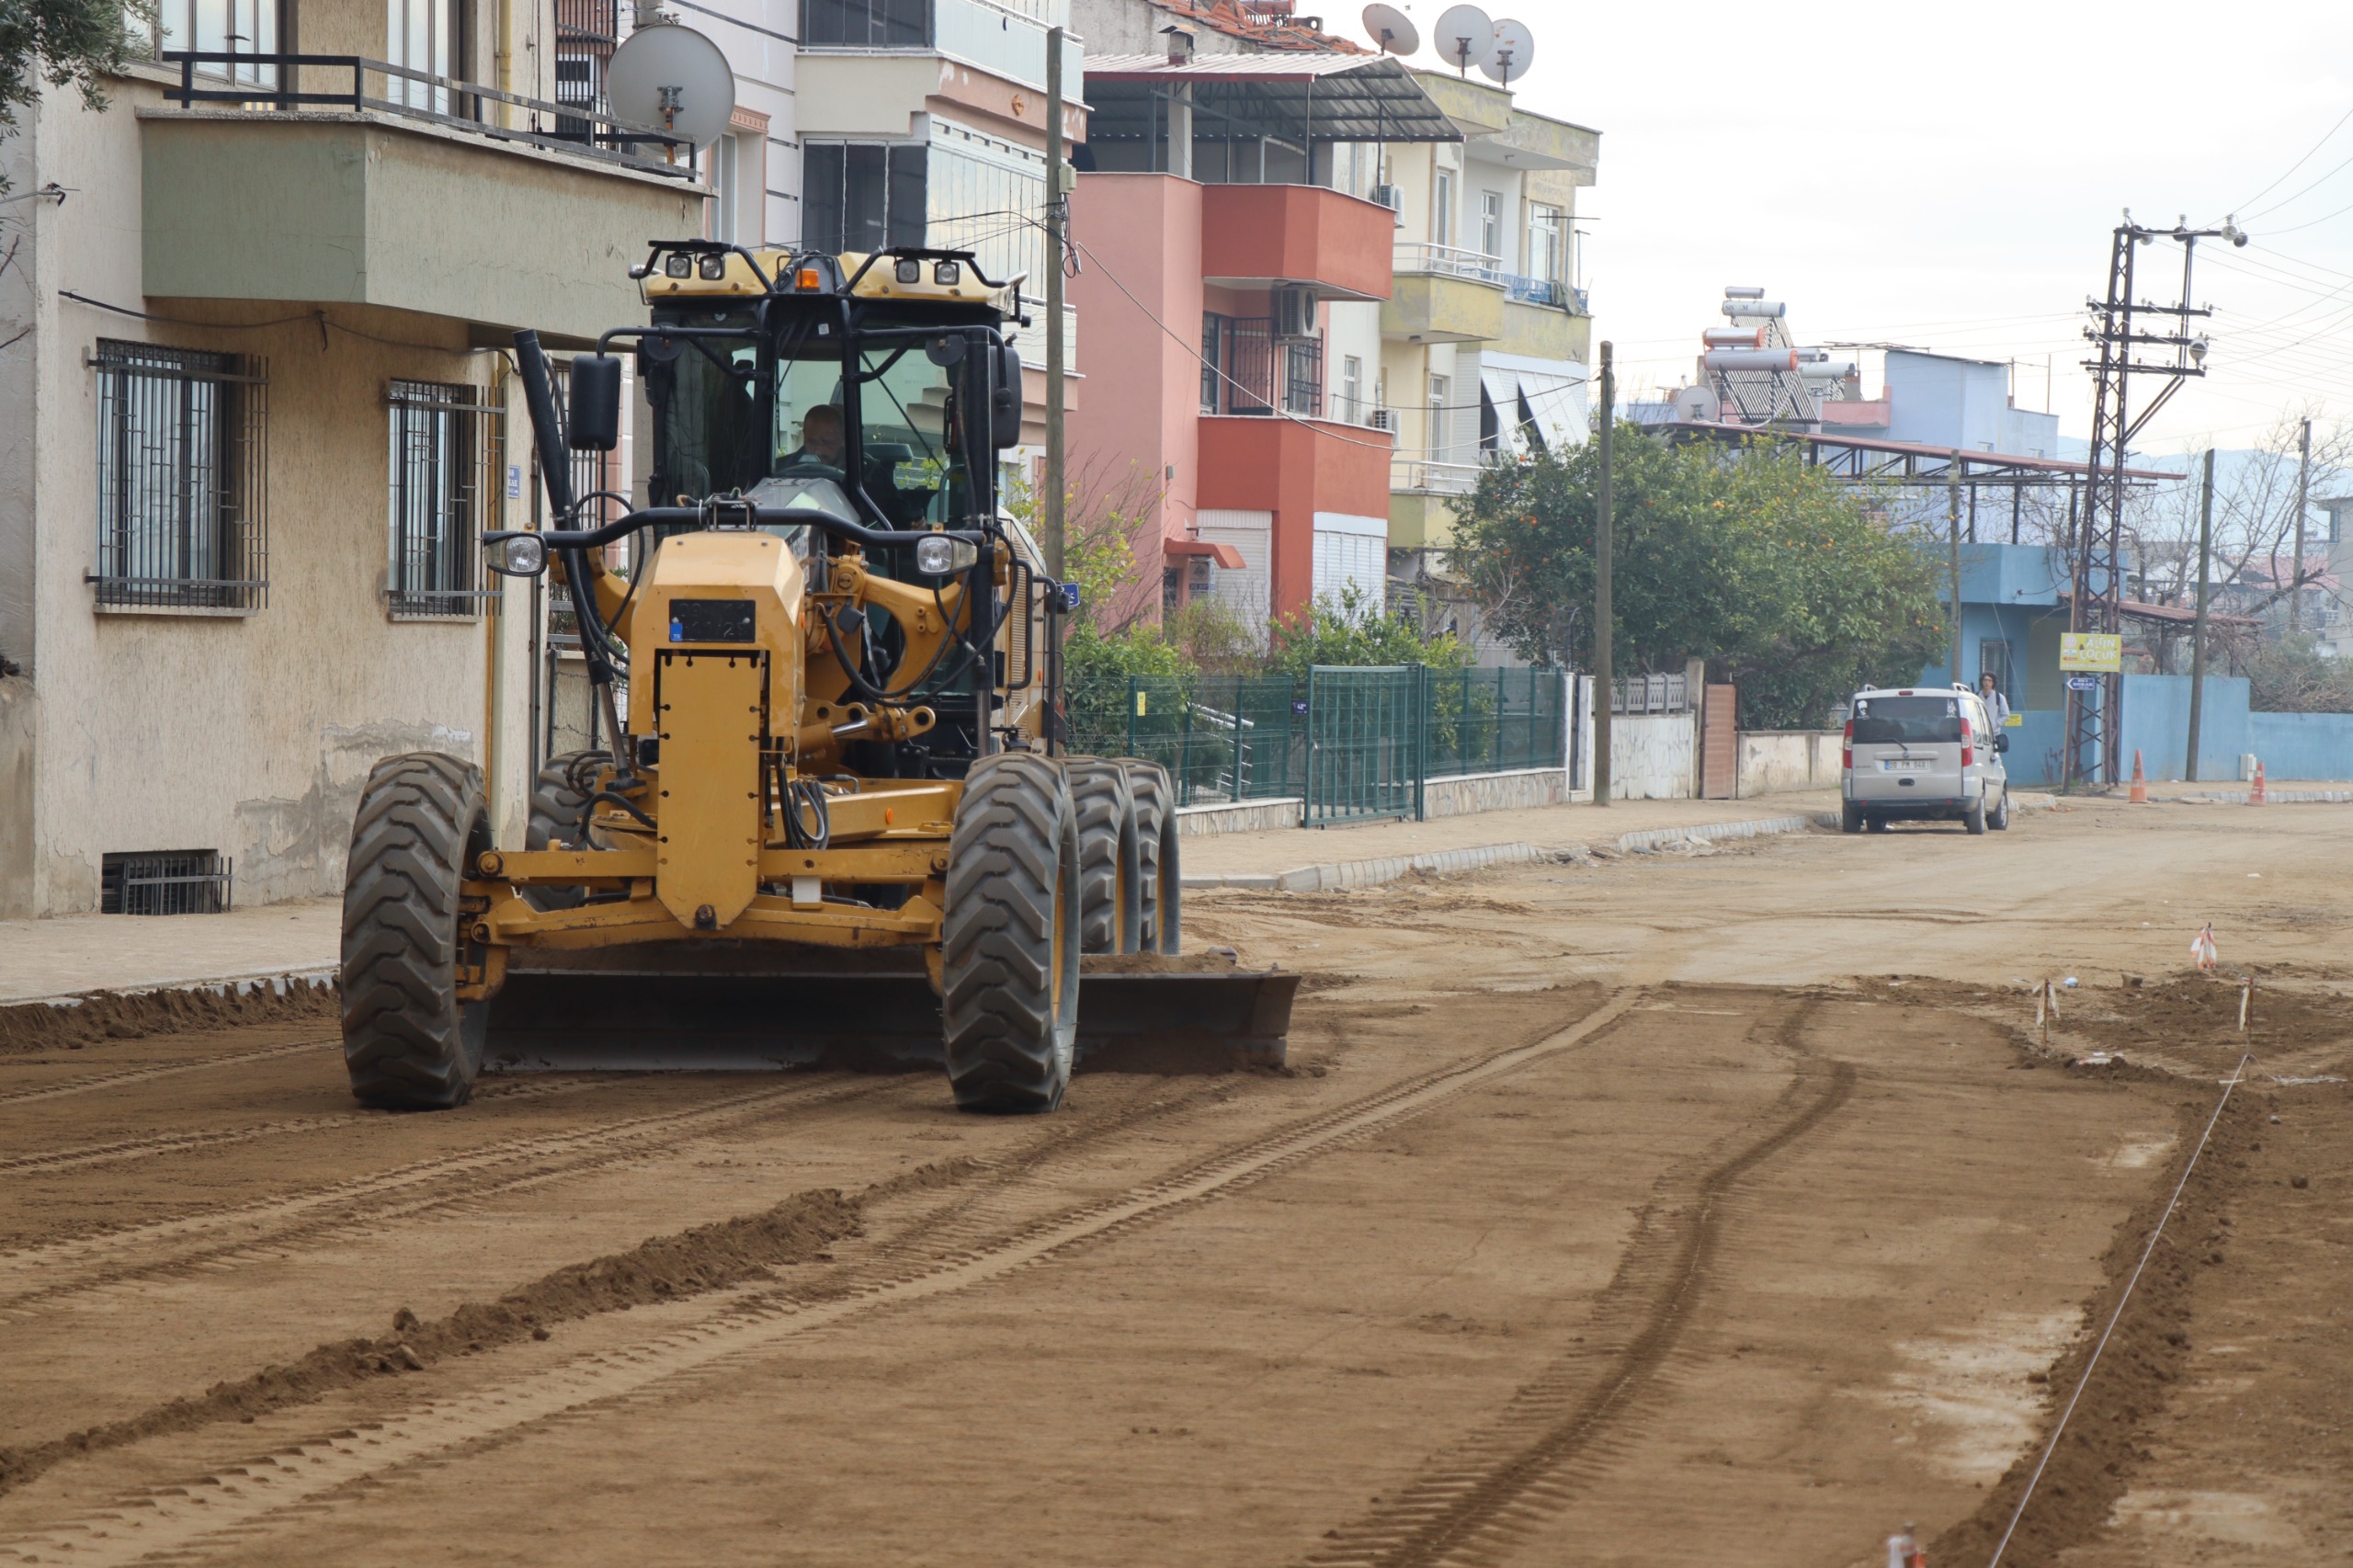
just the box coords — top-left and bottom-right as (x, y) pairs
(2059, 632), (2122, 673)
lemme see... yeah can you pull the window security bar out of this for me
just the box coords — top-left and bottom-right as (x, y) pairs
(387, 380), (504, 620)
(91, 340), (268, 611)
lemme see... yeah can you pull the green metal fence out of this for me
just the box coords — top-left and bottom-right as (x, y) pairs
(1066, 666), (1565, 824)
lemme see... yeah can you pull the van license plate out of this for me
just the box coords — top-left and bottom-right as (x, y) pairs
(1881, 759), (1928, 772)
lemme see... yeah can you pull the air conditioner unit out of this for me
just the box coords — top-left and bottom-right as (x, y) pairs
(1369, 408), (1394, 431)
(1272, 285), (1319, 341)
(1370, 183), (1403, 212)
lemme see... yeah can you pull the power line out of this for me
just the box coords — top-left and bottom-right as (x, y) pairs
(2232, 103), (2353, 217)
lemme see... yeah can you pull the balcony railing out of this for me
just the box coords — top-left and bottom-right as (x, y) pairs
(161, 52), (694, 179)
(1391, 457), (1482, 494)
(1503, 272), (1587, 312)
(1394, 243), (1505, 285)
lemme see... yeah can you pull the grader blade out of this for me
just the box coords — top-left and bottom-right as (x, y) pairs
(480, 946), (1297, 1074)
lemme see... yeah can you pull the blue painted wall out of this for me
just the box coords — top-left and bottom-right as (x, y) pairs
(2115, 674), (2353, 782)
(2115, 675), (2250, 781)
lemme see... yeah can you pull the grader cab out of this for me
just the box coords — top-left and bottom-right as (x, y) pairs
(336, 241), (1295, 1112)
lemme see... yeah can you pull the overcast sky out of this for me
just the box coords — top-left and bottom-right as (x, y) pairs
(1345, 1), (2353, 458)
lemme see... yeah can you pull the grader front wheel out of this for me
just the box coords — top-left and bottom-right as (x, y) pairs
(340, 752), (492, 1109)
(941, 754), (1082, 1113)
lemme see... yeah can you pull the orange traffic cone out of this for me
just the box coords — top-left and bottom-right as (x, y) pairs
(2251, 759), (2268, 806)
(2130, 749), (2148, 804)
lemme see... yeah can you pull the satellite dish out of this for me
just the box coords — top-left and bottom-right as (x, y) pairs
(1361, 2), (1419, 55)
(605, 21), (735, 152)
(1432, 4), (1492, 74)
(1480, 17), (1533, 84)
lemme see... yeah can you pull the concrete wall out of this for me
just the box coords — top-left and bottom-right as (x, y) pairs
(1608, 711), (1695, 801)
(1736, 731), (1842, 796)
(0, 62), (664, 915)
(1424, 765), (1570, 819)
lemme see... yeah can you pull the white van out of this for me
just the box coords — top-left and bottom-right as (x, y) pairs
(1839, 685), (2011, 835)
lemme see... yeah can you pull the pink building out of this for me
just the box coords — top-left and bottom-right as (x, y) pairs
(1067, 52), (1457, 632)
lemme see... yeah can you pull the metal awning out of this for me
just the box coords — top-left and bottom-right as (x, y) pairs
(1081, 53), (1461, 146)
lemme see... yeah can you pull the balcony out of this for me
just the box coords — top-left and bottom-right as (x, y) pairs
(1199, 184), (1395, 302)
(141, 54), (700, 340)
(1383, 256), (1504, 346)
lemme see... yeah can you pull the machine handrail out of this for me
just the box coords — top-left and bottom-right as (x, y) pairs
(508, 507), (990, 553)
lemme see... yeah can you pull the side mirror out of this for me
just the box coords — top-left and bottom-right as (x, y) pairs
(567, 355), (623, 452)
(1993, 733), (2010, 754)
(992, 344), (1023, 449)
(483, 531), (549, 577)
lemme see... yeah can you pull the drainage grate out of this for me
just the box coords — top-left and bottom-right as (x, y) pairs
(100, 850), (233, 915)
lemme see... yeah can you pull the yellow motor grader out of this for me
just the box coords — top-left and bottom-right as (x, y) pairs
(337, 241), (1295, 1112)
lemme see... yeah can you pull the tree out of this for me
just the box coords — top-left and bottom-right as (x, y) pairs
(1266, 581), (1471, 678)
(1, 0), (154, 176)
(1447, 427), (1946, 729)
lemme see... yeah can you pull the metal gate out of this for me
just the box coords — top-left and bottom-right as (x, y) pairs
(1304, 665), (1425, 825)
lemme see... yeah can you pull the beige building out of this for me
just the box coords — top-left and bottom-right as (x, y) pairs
(1369, 72), (1597, 648)
(0, 0), (700, 917)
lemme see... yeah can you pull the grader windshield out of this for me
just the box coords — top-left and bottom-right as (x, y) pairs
(643, 303), (983, 531)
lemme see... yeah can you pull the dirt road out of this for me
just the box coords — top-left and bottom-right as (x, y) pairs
(3, 800), (2347, 1565)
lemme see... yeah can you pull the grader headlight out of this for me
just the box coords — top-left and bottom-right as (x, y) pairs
(915, 535), (979, 577)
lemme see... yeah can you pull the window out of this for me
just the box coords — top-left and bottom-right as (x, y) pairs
(1434, 170), (1454, 246)
(553, 0), (617, 133)
(926, 132), (1049, 300)
(803, 142), (928, 256)
(385, 0), (464, 112)
(801, 0), (930, 48)
(1200, 312), (1224, 413)
(94, 340), (267, 611)
(1527, 202), (1563, 280)
(1427, 373), (1449, 455)
(1480, 190), (1502, 258)
(1979, 639), (2014, 699)
(387, 380), (502, 619)
(1341, 355), (1362, 423)
(1283, 336), (1323, 417)
(153, 0), (279, 87)
(101, 849), (233, 915)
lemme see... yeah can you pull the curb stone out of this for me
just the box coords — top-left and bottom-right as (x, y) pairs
(1184, 812), (1830, 893)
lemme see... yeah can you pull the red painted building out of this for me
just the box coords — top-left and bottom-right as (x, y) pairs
(1067, 53), (1456, 634)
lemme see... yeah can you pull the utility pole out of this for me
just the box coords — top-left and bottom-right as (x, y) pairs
(2069, 213), (2232, 790)
(1593, 342), (1614, 808)
(2292, 415), (2311, 631)
(2187, 448), (2214, 781)
(1042, 25), (1066, 582)
(1948, 454), (1964, 688)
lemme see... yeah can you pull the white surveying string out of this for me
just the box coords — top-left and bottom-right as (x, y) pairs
(1984, 1051), (2255, 1568)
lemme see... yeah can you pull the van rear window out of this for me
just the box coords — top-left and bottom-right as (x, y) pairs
(1852, 696), (1962, 744)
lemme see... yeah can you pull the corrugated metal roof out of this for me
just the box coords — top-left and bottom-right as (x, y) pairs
(1081, 52), (1460, 144)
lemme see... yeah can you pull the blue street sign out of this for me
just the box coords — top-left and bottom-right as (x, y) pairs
(1060, 583), (1081, 612)
(2066, 676), (2098, 692)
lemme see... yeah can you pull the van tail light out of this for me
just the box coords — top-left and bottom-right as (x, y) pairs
(1842, 719), (1852, 771)
(1961, 718), (1974, 767)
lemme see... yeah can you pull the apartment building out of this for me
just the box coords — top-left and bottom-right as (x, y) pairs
(1065, 50), (1459, 632)
(1377, 70), (1597, 642)
(791, 0), (1086, 449)
(0, 0), (699, 916)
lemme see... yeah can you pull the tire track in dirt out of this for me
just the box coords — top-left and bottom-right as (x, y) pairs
(0, 1040), (335, 1109)
(0, 992), (1646, 1567)
(1301, 1000), (1855, 1568)
(0, 1075), (902, 1315)
(0, 1077), (647, 1178)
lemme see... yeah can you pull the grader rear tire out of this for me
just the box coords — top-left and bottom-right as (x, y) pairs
(522, 750), (605, 912)
(1065, 757), (1142, 955)
(1120, 759), (1182, 954)
(941, 754), (1081, 1113)
(340, 752), (492, 1110)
